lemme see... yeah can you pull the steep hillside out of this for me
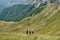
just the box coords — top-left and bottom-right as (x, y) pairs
(16, 3), (60, 35)
(0, 1), (60, 40)
(0, 3), (46, 22)
(0, 7), (45, 33)
(0, 4), (34, 22)
(0, 2), (60, 36)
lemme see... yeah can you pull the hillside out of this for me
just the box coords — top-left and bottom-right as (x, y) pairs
(0, 7), (46, 33)
(16, 3), (60, 35)
(0, 4), (34, 22)
(0, 1), (60, 40)
(0, 1), (46, 22)
(0, 5), (33, 21)
(0, 2), (60, 36)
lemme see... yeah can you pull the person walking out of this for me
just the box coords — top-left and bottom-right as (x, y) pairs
(26, 28), (29, 35)
(32, 29), (34, 34)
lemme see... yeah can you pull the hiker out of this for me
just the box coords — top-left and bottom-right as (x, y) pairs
(29, 30), (31, 35)
(25, 28), (34, 35)
(26, 29), (29, 35)
(31, 29), (34, 34)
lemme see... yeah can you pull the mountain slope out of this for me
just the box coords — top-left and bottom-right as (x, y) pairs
(0, 4), (35, 22)
(0, 3), (46, 22)
(0, 3), (60, 36)
(0, 6), (46, 33)
(16, 3), (60, 35)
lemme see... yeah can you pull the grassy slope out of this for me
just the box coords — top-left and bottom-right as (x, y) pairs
(0, 3), (60, 35)
(0, 3), (60, 40)
(0, 4), (46, 33)
(0, 33), (60, 40)
(16, 3), (60, 35)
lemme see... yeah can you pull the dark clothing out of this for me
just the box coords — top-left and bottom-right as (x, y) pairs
(29, 31), (31, 35)
(25, 29), (34, 35)
(32, 31), (34, 34)
(26, 30), (28, 34)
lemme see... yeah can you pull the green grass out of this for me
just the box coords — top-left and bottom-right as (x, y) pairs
(0, 33), (60, 40)
(0, 3), (60, 35)
(0, 2), (60, 40)
(16, 3), (60, 35)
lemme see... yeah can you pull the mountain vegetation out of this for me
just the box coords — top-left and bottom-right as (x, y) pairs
(0, 0), (60, 40)
(16, 2), (60, 35)
(0, 0), (47, 22)
(0, 4), (35, 22)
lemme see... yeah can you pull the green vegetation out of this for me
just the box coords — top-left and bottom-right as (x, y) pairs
(0, 33), (60, 40)
(0, 3), (60, 35)
(0, 4), (34, 22)
(0, 3), (45, 22)
(17, 3), (60, 35)
(0, 1), (60, 40)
